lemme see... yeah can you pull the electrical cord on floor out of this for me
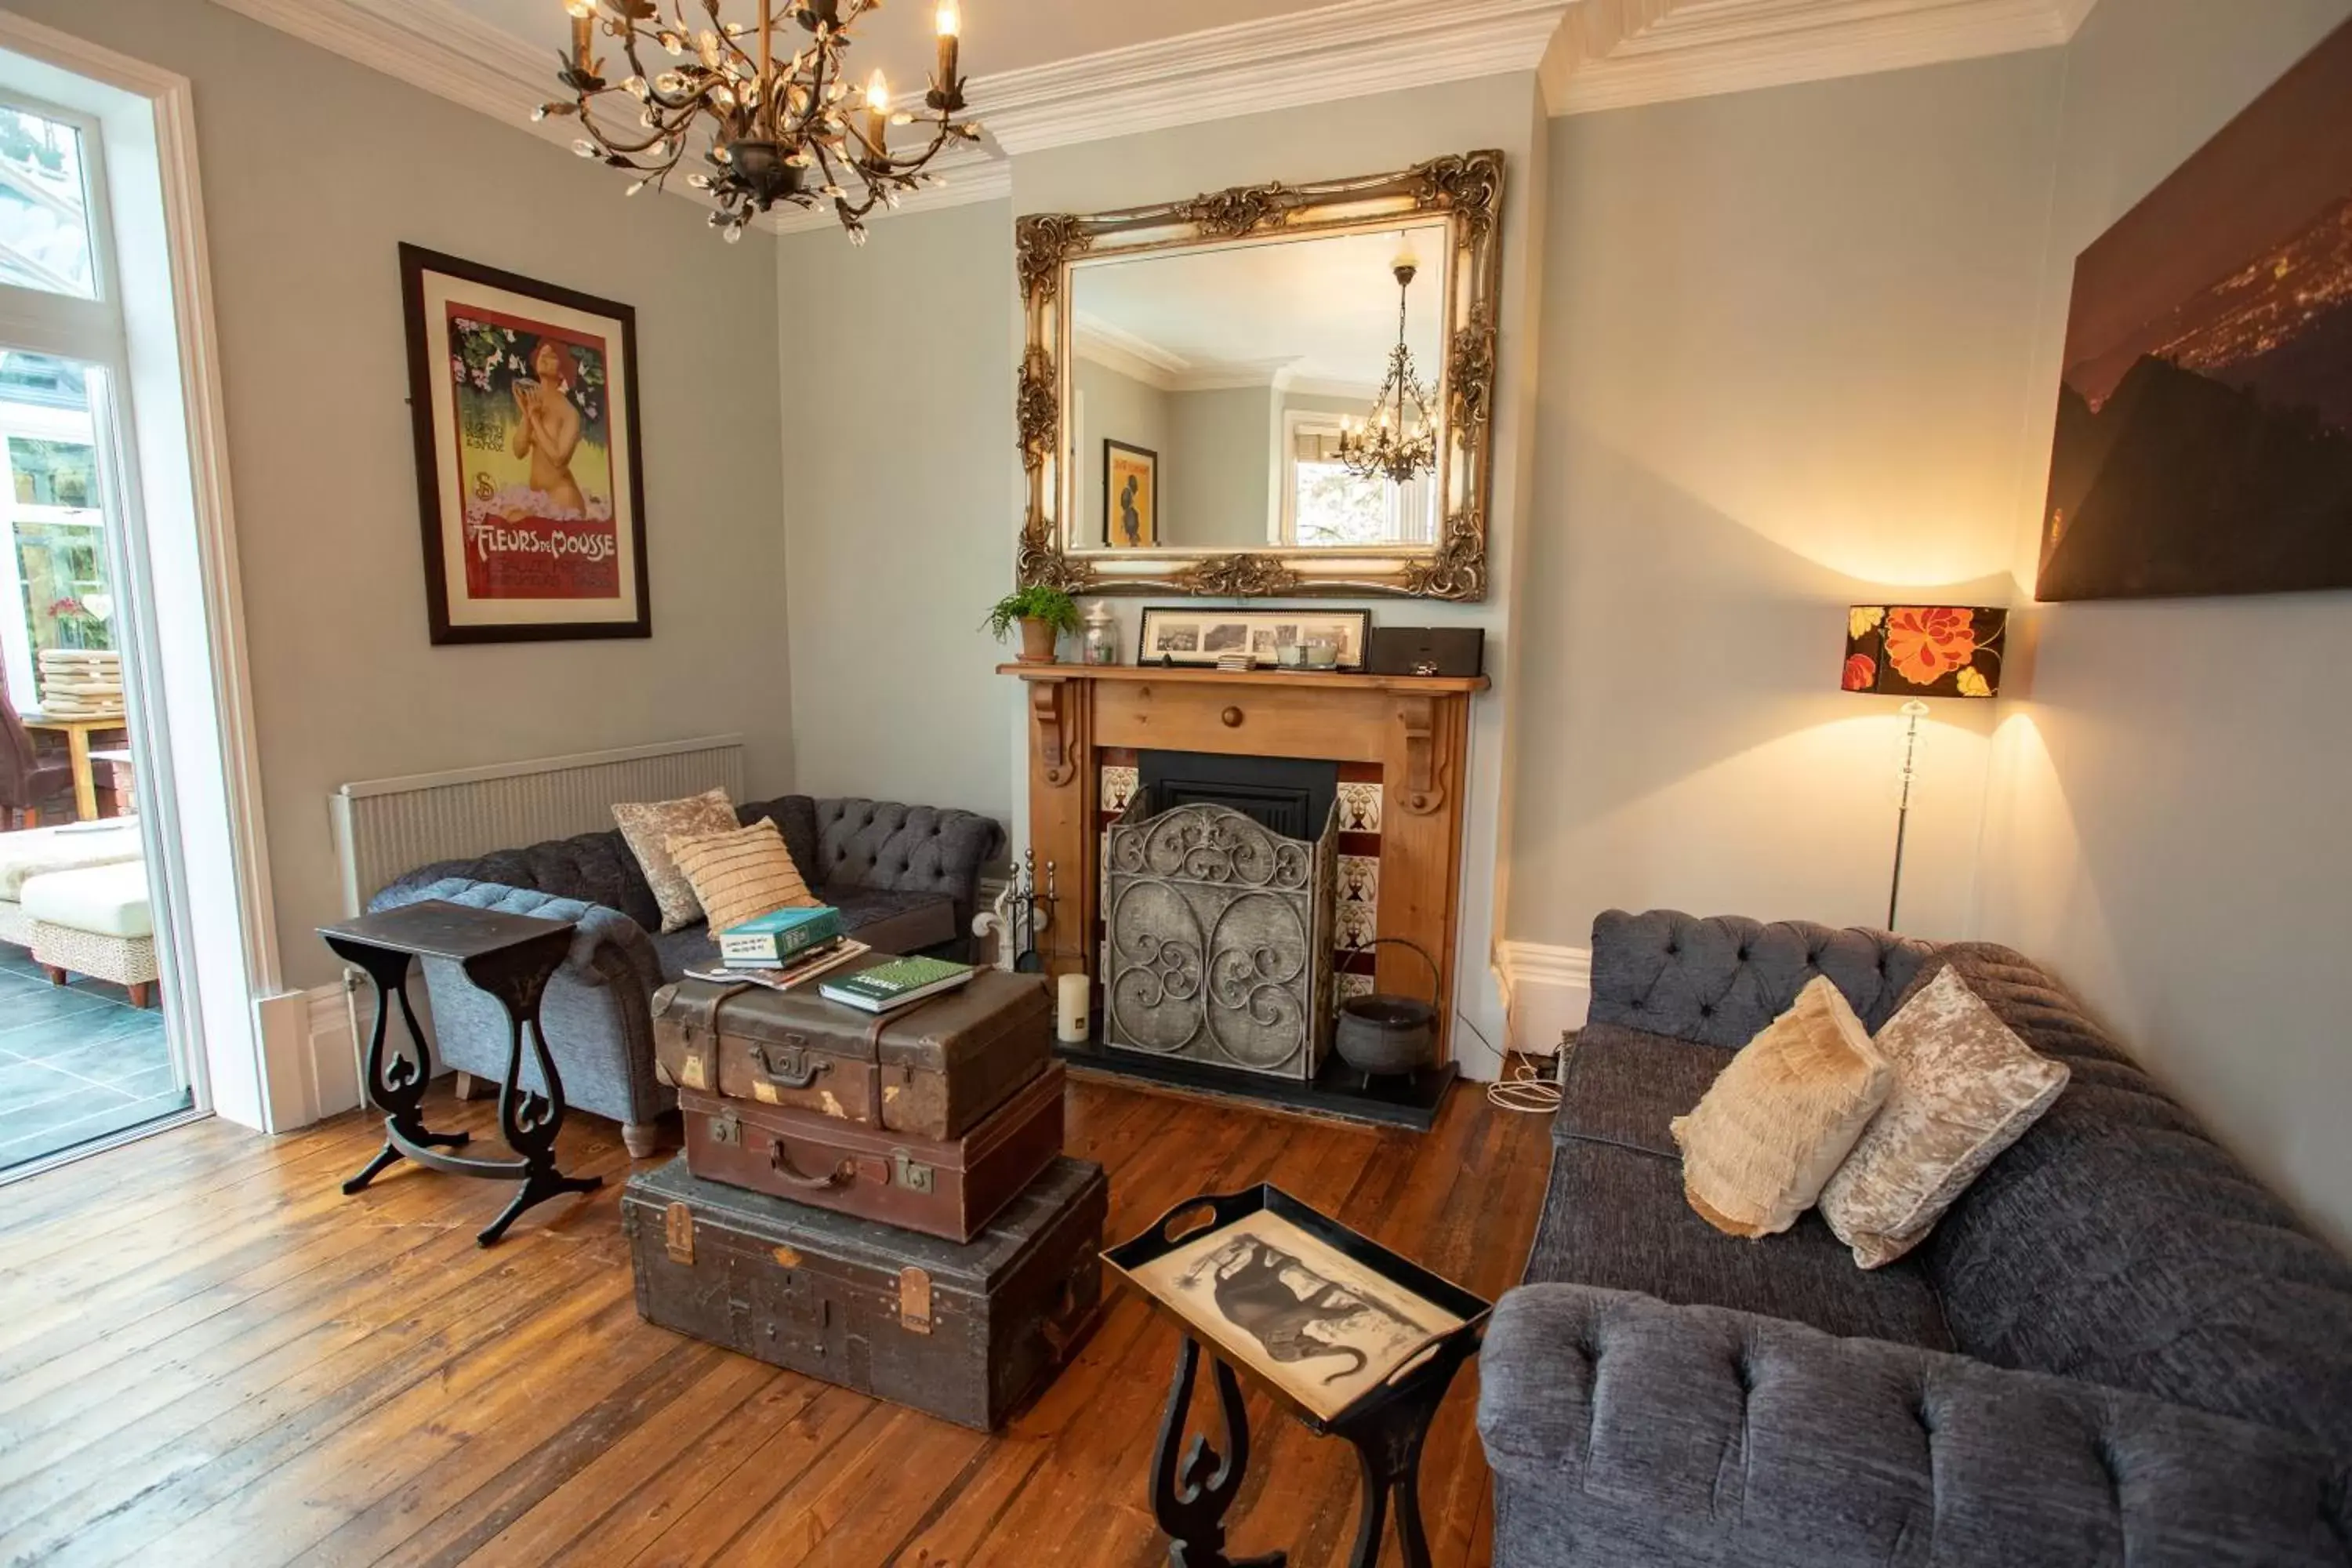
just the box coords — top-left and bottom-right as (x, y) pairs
(1452, 1010), (1566, 1115)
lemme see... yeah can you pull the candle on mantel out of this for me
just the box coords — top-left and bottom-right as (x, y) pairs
(1056, 972), (1091, 1044)
(864, 71), (890, 164)
(935, 2), (961, 102)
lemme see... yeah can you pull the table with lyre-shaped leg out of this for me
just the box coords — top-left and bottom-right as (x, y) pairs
(321, 901), (603, 1246)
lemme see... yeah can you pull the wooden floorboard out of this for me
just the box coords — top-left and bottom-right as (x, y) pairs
(1, 1075), (1554, 1567)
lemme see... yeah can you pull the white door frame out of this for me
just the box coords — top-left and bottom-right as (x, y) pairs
(0, 10), (295, 1133)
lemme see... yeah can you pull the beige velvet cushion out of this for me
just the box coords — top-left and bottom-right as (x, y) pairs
(1670, 975), (1893, 1239)
(666, 819), (820, 936)
(1820, 965), (2071, 1269)
(613, 788), (740, 932)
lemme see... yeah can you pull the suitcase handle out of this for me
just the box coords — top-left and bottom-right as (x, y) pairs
(766, 1140), (849, 1190)
(750, 1041), (828, 1092)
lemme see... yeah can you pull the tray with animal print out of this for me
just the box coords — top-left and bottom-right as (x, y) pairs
(1103, 1184), (1491, 1429)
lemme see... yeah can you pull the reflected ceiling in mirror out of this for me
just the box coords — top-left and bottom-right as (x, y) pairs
(1067, 221), (1450, 557)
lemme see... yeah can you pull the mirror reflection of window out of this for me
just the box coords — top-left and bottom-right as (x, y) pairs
(1283, 413), (1436, 546)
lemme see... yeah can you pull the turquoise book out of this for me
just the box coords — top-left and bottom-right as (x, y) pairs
(717, 905), (844, 967)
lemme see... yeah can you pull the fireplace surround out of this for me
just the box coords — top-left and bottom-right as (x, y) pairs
(1002, 662), (1486, 1129)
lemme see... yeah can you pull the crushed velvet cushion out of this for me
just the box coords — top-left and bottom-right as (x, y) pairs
(613, 787), (740, 932)
(1820, 966), (2070, 1269)
(666, 818), (818, 935)
(1671, 975), (1892, 1239)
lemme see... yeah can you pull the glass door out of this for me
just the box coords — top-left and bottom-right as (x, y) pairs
(0, 96), (198, 1173)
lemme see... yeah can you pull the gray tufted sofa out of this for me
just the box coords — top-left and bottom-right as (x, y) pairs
(1479, 909), (2352, 1566)
(368, 795), (1004, 1156)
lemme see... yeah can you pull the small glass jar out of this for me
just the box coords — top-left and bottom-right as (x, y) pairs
(1081, 602), (1120, 666)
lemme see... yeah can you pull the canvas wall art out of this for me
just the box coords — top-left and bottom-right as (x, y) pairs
(401, 245), (650, 643)
(2038, 20), (2352, 601)
(1102, 440), (1158, 548)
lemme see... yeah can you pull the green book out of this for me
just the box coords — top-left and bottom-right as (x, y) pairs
(818, 955), (977, 1014)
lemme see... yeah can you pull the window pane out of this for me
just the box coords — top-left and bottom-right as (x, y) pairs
(10, 436), (96, 508)
(1295, 459), (1397, 546)
(0, 106), (95, 299)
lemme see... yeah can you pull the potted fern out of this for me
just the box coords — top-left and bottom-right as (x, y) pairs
(984, 585), (1081, 665)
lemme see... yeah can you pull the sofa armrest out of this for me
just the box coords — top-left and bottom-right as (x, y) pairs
(368, 877), (662, 993)
(1479, 1283), (2350, 1566)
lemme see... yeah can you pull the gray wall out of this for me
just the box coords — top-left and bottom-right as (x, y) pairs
(776, 198), (1018, 825)
(11, 0), (789, 989)
(1073, 357), (1168, 548)
(1509, 50), (2063, 948)
(1977, 0), (2352, 1248)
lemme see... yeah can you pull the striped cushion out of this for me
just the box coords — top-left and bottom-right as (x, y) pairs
(666, 820), (819, 935)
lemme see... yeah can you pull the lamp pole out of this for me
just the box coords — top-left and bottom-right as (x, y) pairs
(1886, 699), (1929, 930)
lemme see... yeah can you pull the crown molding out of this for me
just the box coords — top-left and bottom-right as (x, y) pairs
(1544, 0), (2092, 116)
(971, 0), (1573, 156)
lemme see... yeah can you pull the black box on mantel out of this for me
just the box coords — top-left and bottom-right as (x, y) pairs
(1368, 626), (1483, 678)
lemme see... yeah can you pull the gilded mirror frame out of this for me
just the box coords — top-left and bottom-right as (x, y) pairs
(1014, 149), (1504, 601)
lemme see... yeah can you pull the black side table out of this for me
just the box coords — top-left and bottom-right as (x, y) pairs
(321, 901), (602, 1246)
(1105, 1185), (1493, 1568)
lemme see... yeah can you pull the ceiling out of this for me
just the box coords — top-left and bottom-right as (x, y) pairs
(207, 0), (2098, 231)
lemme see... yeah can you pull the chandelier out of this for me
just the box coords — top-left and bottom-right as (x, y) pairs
(539, 0), (982, 245)
(1338, 256), (1439, 485)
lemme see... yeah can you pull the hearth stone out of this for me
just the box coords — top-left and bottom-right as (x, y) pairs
(1103, 796), (1336, 1082)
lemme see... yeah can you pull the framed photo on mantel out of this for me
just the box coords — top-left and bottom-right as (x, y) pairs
(400, 244), (651, 644)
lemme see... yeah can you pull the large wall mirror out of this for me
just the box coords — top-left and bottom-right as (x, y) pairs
(1015, 151), (1503, 600)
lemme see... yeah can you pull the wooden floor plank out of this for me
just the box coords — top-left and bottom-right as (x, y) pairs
(2, 1075), (1554, 1567)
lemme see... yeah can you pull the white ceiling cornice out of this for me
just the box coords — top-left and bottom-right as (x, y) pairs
(972, 0), (1573, 157)
(1544, 0), (2094, 117)
(204, 0), (2098, 239)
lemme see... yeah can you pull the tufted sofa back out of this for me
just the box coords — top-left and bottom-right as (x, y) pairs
(1588, 909), (1937, 1051)
(378, 794), (1006, 934)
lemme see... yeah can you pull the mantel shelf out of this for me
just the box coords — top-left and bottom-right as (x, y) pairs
(995, 663), (1489, 695)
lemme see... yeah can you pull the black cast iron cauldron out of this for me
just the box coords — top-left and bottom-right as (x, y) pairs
(1334, 937), (1441, 1077)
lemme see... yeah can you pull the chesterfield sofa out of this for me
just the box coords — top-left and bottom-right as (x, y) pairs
(368, 795), (1003, 1156)
(1478, 909), (2352, 1566)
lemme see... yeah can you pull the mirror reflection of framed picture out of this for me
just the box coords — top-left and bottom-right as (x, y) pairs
(1102, 440), (1158, 548)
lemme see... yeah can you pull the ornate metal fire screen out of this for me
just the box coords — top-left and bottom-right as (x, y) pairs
(1103, 798), (1336, 1081)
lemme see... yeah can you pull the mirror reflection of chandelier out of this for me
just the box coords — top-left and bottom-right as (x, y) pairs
(539, 0), (982, 245)
(1338, 251), (1439, 485)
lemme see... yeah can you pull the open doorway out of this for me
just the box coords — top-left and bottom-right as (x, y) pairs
(0, 98), (197, 1171)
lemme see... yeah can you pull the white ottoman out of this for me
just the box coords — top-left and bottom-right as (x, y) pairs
(0, 820), (143, 952)
(23, 858), (157, 1008)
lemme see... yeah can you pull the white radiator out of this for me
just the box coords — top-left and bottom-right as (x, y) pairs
(329, 734), (746, 914)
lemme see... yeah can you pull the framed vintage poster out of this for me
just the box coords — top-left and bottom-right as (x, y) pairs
(1136, 606), (1371, 669)
(1102, 440), (1158, 548)
(400, 244), (650, 644)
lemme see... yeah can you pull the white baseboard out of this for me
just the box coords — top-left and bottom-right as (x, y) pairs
(297, 967), (443, 1127)
(1496, 940), (1591, 1058)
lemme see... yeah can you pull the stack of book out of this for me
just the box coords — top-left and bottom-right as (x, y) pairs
(691, 905), (869, 993)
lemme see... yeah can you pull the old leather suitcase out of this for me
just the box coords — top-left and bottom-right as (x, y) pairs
(623, 1152), (1106, 1431)
(678, 1062), (1066, 1243)
(651, 966), (1052, 1141)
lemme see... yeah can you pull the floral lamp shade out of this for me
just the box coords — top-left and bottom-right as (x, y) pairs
(1842, 606), (2005, 699)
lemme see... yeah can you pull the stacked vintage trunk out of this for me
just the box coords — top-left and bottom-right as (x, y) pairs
(622, 966), (1105, 1430)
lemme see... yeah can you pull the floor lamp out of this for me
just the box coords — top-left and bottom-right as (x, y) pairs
(1841, 604), (2007, 931)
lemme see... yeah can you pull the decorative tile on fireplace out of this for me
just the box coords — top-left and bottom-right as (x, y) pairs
(1335, 897), (1377, 953)
(1101, 764), (1139, 816)
(1338, 854), (1380, 912)
(1337, 780), (1383, 833)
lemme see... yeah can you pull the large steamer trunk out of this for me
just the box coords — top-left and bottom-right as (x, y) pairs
(678, 1063), (1066, 1243)
(652, 967), (1052, 1140)
(622, 1154), (1106, 1431)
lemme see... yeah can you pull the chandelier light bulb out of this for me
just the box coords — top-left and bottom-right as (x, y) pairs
(936, 2), (960, 38)
(866, 70), (889, 112)
(564, 0), (593, 16)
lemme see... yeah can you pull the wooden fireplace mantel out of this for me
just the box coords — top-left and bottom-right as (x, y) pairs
(1000, 662), (1488, 1065)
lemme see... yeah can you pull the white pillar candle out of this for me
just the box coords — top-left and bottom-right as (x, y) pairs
(1056, 972), (1091, 1044)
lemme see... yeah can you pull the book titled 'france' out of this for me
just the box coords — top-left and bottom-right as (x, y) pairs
(718, 906), (844, 967)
